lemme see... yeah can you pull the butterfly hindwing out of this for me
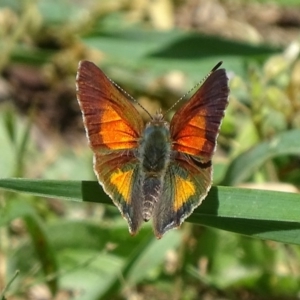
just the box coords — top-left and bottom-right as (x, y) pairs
(94, 151), (144, 234)
(152, 153), (212, 238)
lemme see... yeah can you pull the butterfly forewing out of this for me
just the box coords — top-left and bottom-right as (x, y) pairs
(170, 69), (229, 161)
(76, 61), (144, 152)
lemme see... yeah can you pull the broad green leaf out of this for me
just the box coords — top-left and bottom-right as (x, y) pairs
(82, 28), (280, 79)
(222, 129), (300, 185)
(0, 179), (300, 245)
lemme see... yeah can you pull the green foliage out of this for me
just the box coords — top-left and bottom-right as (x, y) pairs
(1, 0), (300, 299)
(222, 129), (300, 185)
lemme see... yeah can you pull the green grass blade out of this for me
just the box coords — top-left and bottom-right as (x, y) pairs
(0, 271), (19, 300)
(0, 200), (59, 293)
(100, 230), (182, 299)
(0, 179), (300, 244)
(0, 179), (110, 204)
(23, 214), (59, 294)
(222, 129), (300, 185)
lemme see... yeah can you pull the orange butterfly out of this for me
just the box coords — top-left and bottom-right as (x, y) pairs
(76, 61), (229, 238)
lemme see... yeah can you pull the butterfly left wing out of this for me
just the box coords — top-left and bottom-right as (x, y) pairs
(153, 65), (229, 238)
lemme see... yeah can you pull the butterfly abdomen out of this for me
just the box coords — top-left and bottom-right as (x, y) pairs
(142, 176), (161, 221)
(139, 120), (172, 221)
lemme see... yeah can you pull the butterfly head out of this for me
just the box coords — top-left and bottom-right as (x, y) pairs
(143, 109), (169, 128)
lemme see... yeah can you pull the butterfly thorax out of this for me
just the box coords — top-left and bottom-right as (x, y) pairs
(138, 119), (171, 221)
(139, 118), (171, 172)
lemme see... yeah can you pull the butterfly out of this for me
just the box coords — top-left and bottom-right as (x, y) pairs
(76, 60), (229, 238)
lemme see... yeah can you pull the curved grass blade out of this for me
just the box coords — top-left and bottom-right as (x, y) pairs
(222, 129), (300, 186)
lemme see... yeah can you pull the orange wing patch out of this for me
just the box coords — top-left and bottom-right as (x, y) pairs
(110, 169), (134, 204)
(172, 111), (210, 157)
(99, 108), (140, 150)
(173, 175), (196, 211)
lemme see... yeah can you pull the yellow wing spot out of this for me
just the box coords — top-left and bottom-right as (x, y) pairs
(173, 175), (195, 211)
(110, 169), (134, 204)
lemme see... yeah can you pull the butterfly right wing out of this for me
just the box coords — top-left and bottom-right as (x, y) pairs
(76, 61), (145, 234)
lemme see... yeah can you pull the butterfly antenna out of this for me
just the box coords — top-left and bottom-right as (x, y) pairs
(163, 61), (223, 116)
(106, 76), (153, 120)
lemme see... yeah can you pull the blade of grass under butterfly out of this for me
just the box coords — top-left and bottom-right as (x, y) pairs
(0, 179), (299, 244)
